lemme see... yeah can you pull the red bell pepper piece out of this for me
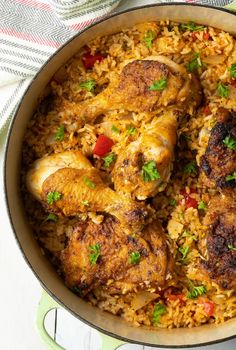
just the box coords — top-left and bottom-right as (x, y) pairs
(82, 52), (104, 69)
(167, 294), (185, 302)
(180, 188), (198, 209)
(203, 105), (211, 116)
(191, 32), (197, 41)
(231, 79), (236, 88)
(203, 32), (211, 40)
(203, 301), (215, 316)
(93, 135), (114, 157)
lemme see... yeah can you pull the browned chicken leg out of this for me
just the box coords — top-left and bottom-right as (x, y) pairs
(61, 218), (173, 295)
(26, 151), (150, 232)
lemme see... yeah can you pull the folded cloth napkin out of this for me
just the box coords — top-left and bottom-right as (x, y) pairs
(0, 0), (235, 131)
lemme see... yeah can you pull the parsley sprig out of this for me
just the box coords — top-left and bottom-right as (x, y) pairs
(89, 243), (101, 264)
(183, 161), (197, 175)
(46, 191), (62, 205)
(223, 135), (236, 151)
(111, 124), (120, 134)
(217, 81), (229, 98)
(181, 22), (205, 32)
(229, 63), (236, 78)
(187, 284), (206, 299)
(83, 176), (96, 189)
(226, 172), (236, 182)
(228, 245), (236, 251)
(103, 152), (116, 168)
(152, 303), (167, 326)
(127, 125), (137, 135)
(187, 53), (203, 72)
(198, 201), (207, 210)
(143, 30), (156, 49)
(141, 160), (160, 182)
(44, 213), (58, 222)
(178, 246), (190, 262)
(149, 78), (167, 91)
(79, 79), (96, 92)
(54, 125), (65, 141)
(129, 251), (141, 265)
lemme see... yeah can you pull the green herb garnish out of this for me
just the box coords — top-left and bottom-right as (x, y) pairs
(178, 246), (190, 261)
(141, 160), (161, 182)
(169, 198), (177, 207)
(182, 230), (197, 241)
(229, 63), (236, 78)
(54, 125), (65, 141)
(143, 30), (156, 49)
(223, 136), (236, 151)
(129, 251), (141, 265)
(198, 201), (207, 210)
(79, 79), (96, 92)
(111, 124), (120, 134)
(183, 161), (197, 175)
(46, 191), (62, 205)
(149, 78), (167, 91)
(83, 176), (96, 189)
(152, 303), (167, 326)
(187, 285), (206, 299)
(44, 213), (58, 222)
(217, 81), (229, 98)
(81, 200), (89, 206)
(226, 172), (236, 181)
(187, 53), (203, 72)
(89, 243), (101, 264)
(127, 125), (137, 135)
(70, 286), (82, 294)
(228, 245), (236, 251)
(103, 152), (116, 168)
(181, 22), (205, 32)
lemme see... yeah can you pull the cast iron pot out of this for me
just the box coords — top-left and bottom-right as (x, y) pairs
(4, 3), (236, 348)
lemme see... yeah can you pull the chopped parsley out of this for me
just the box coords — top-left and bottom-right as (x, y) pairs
(181, 22), (205, 32)
(54, 125), (65, 141)
(89, 243), (101, 264)
(79, 79), (96, 92)
(127, 125), (137, 135)
(217, 81), (229, 98)
(198, 201), (207, 210)
(182, 230), (197, 241)
(149, 78), (167, 91)
(226, 172), (236, 182)
(46, 191), (62, 205)
(143, 30), (156, 49)
(187, 284), (206, 299)
(229, 63), (236, 78)
(129, 251), (141, 265)
(103, 152), (116, 168)
(187, 53), (203, 72)
(81, 200), (89, 206)
(83, 176), (96, 189)
(141, 160), (161, 182)
(70, 286), (82, 294)
(223, 135), (236, 151)
(44, 213), (58, 222)
(228, 245), (236, 251)
(111, 124), (120, 134)
(169, 198), (177, 207)
(152, 303), (167, 326)
(183, 161), (197, 175)
(178, 246), (190, 262)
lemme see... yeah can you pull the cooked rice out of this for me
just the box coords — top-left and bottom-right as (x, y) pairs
(21, 20), (236, 329)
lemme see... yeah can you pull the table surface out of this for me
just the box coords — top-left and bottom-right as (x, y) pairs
(1, 0), (236, 349)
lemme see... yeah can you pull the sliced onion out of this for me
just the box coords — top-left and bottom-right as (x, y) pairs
(203, 55), (225, 65)
(131, 291), (159, 311)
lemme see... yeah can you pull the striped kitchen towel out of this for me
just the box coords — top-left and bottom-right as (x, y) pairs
(0, 0), (236, 131)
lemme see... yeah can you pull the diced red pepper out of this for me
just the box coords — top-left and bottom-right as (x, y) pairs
(167, 293), (185, 302)
(191, 32), (198, 41)
(93, 135), (114, 157)
(199, 301), (215, 316)
(231, 79), (236, 88)
(82, 52), (104, 69)
(203, 32), (211, 40)
(180, 188), (198, 209)
(203, 105), (211, 116)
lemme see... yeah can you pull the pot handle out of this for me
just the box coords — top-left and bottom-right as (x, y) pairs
(225, 1), (236, 11)
(36, 290), (125, 350)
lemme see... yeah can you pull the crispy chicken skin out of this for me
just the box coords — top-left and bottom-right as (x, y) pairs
(112, 111), (177, 199)
(73, 56), (201, 121)
(26, 151), (150, 232)
(61, 218), (173, 295)
(201, 192), (236, 290)
(200, 109), (236, 189)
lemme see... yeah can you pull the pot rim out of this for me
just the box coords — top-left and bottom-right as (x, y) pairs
(3, 2), (236, 348)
